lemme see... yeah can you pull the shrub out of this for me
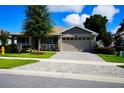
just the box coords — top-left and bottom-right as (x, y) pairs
(0, 44), (19, 53)
(22, 45), (32, 52)
(114, 46), (124, 52)
(31, 51), (44, 55)
(94, 47), (115, 54)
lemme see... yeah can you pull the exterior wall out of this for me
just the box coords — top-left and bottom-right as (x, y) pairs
(90, 37), (97, 52)
(0, 38), (13, 45)
(58, 36), (61, 51)
(62, 34), (91, 37)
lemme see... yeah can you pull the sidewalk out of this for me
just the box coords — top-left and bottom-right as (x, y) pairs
(12, 60), (124, 78)
(0, 56), (124, 66)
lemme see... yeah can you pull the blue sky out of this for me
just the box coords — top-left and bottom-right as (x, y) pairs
(0, 5), (124, 33)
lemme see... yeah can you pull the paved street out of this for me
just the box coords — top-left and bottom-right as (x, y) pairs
(0, 73), (124, 88)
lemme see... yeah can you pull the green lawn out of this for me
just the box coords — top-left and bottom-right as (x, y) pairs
(0, 59), (38, 69)
(97, 54), (124, 63)
(117, 65), (124, 68)
(0, 51), (55, 58)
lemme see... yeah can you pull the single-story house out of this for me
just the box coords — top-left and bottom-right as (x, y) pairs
(112, 31), (124, 47)
(7, 26), (98, 52)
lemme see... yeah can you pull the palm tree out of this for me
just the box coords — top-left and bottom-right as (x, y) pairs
(0, 30), (10, 46)
(23, 5), (52, 51)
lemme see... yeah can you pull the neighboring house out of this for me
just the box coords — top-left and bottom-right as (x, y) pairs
(114, 31), (124, 46)
(96, 40), (104, 48)
(8, 26), (98, 52)
(108, 34), (116, 48)
(119, 31), (124, 46)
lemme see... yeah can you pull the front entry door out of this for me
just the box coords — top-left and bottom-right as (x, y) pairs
(34, 38), (38, 50)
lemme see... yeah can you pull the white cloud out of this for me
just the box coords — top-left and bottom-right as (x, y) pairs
(48, 5), (84, 13)
(63, 13), (90, 26)
(92, 5), (120, 22)
(111, 25), (121, 34)
(80, 14), (90, 24)
(63, 14), (81, 25)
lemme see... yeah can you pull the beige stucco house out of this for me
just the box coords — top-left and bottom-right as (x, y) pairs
(8, 26), (98, 52)
(58, 26), (98, 52)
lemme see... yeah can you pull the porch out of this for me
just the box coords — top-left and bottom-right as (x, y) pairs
(11, 35), (59, 51)
(40, 44), (58, 51)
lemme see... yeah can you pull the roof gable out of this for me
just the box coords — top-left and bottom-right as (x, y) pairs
(60, 26), (98, 36)
(62, 26), (90, 35)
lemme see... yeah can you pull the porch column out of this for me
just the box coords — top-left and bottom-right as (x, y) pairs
(38, 39), (41, 51)
(29, 36), (32, 45)
(14, 37), (17, 44)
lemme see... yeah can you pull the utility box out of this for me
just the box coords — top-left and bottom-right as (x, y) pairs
(119, 51), (124, 57)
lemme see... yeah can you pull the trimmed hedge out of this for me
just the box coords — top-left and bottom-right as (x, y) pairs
(114, 46), (124, 52)
(22, 45), (32, 52)
(94, 47), (115, 54)
(31, 51), (44, 55)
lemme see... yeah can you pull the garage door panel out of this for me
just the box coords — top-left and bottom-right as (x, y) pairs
(62, 40), (79, 51)
(62, 39), (91, 52)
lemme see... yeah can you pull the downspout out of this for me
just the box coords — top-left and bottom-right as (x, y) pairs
(88, 33), (91, 52)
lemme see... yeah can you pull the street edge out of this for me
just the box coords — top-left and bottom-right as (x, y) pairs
(0, 69), (124, 84)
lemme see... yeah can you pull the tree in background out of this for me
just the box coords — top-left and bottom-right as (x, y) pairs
(84, 14), (108, 40)
(84, 14), (112, 47)
(114, 19), (124, 48)
(117, 19), (124, 34)
(23, 5), (52, 51)
(0, 30), (10, 46)
(103, 32), (112, 47)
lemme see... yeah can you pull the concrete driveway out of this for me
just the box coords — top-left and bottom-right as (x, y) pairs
(50, 52), (105, 62)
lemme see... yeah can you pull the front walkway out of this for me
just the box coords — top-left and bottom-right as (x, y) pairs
(50, 52), (105, 62)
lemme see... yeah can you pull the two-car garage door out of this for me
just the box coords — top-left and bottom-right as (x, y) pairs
(61, 37), (91, 52)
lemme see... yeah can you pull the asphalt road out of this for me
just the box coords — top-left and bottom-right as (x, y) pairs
(0, 73), (124, 88)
